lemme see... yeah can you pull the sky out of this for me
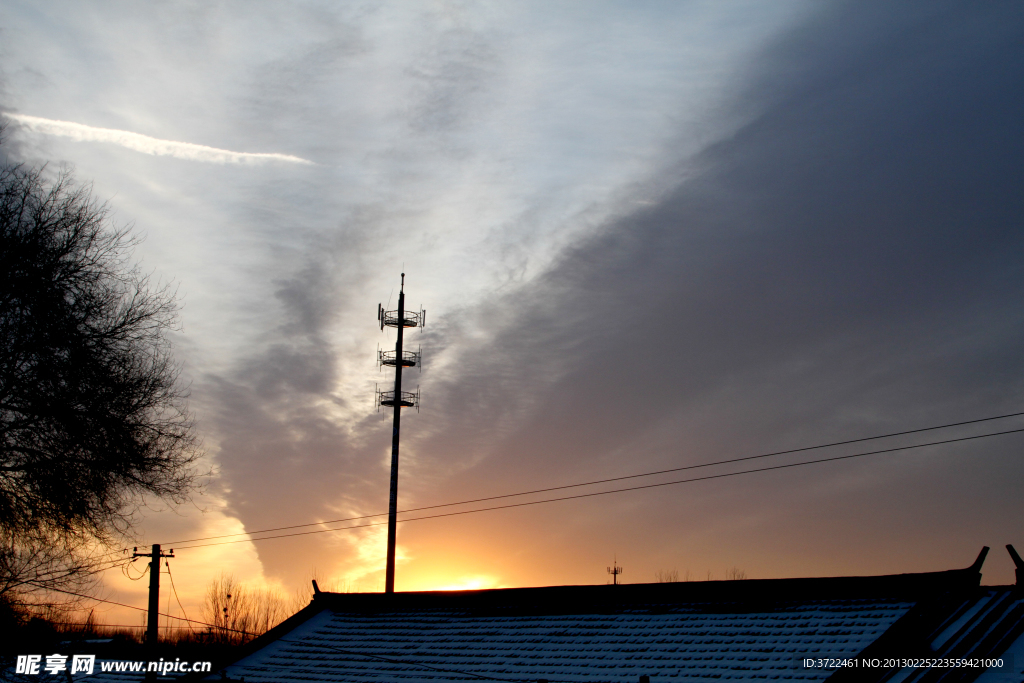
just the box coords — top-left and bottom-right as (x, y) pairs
(2, 0), (1023, 628)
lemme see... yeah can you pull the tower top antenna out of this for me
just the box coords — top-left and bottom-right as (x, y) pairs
(607, 559), (624, 585)
(401, 273), (405, 290)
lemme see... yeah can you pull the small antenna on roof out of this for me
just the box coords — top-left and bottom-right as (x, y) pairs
(607, 558), (624, 586)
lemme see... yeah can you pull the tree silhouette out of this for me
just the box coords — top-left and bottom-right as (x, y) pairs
(203, 574), (287, 645)
(0, 158), (201, 605)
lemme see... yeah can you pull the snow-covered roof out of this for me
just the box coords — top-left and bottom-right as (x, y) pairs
(214, 599), (908, 682)
(193, 548), (1022, 683)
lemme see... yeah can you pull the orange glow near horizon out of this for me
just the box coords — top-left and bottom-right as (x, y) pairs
(410, 574), (504, 592)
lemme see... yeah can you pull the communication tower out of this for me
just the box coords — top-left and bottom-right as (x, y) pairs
(376, 274), (424, 594)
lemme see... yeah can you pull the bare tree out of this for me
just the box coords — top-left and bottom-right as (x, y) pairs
(725, 567), (747, 580)
(202, 574), (287, 645)
(0, 527), (106, 611)
(0, 157), (201, 607)
(655, 569), (696, 583)
(655, 569), (679, 583)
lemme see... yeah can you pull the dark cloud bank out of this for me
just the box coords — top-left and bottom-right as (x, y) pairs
(209, 0), (1024, 587)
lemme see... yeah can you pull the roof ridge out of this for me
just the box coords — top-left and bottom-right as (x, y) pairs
(308, 560), (987, 615)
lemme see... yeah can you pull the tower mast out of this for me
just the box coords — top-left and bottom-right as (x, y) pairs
(376, 274), (423, 594)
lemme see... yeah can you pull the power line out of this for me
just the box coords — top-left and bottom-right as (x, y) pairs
(23, 582), (258, 637)
(122, 557), (148, 581)
(23, 584), (153, 618)
(171, 521), (387, 549)
(44, 626), (174, 630)
(10, 556), (131, 593)
(166, 560), (194, 634)
(85, 557), (133, 576)
(160, 409), (1024, 547)
(169, 425), (1024, 550)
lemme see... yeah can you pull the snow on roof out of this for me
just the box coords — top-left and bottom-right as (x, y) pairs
(215, 598), (911, 682)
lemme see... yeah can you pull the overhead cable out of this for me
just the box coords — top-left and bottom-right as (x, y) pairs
(160, 409), (1024, 547)
(170, 425), (1024, 550)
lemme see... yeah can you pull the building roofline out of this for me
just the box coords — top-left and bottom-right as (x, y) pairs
(308, 548), (988, 615)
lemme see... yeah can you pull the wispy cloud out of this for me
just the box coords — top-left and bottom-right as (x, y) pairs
(4, 113), (313, 165)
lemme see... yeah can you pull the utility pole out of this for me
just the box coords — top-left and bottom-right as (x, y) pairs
(133, 544), (173, 676)
(376, 274), (423, 594)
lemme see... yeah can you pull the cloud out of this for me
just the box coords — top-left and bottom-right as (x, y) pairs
(4, 113), (313, 165)
(192, 0), (1024, 589)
